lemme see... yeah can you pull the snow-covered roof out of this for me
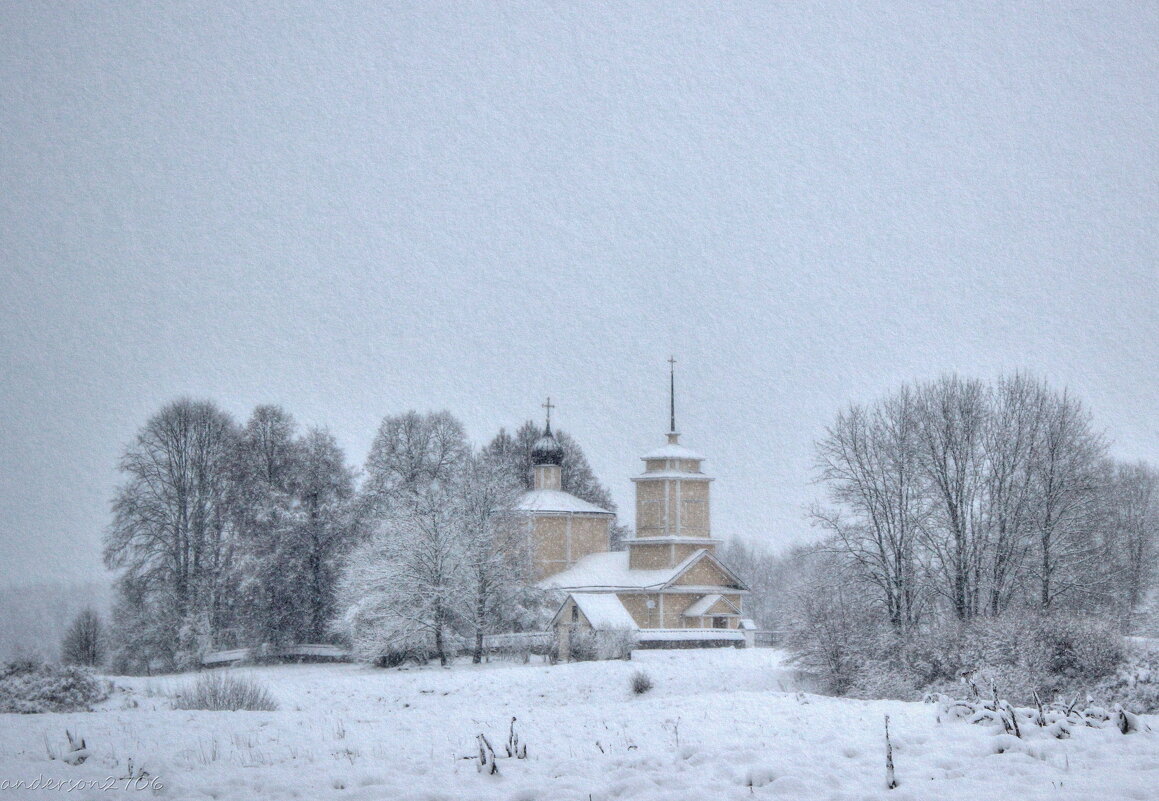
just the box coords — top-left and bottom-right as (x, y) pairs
(631, 470), (712, 481)
(514, 489), (614, 515)
(538, 548), (749, 593)
(681, 593), (739, 617)
(640, 442), (706, 461)
(539, 551), (679, 591)
(567, 593), (639, 630)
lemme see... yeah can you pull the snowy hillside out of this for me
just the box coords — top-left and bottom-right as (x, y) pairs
(2, 649), (1156, 800)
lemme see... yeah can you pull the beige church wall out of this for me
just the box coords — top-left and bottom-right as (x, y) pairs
(674, 558), (733, 588)
(554, 599), (596, 633)
(681, 481), (709, 502)
(663, 593), (704, 628)
(535, 464), (562, 491)
(617, 593), (656, 627)
(628, 544), (673, 570)
(532, 517), (568, 580)
(680, 501), (709, 536)
(570, 516), (610, 562)
(637, 481), (665, 501)
(644, 459), (666, 472)
(670, 542), (704, 564)
(679, 482), (710, 537)
(554, 599), (596, 662)
(635, 480), (665, 536)
(534, 560), (567, 582)
(535, 517), (568, 559)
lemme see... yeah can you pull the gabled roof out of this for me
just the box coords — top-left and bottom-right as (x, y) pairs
(537, 548), (749, 593)
(513, 489), (614, 515)
(681, 593), (741, 617)
(669, 549), (750, 593)
(550, 592), (638, 630)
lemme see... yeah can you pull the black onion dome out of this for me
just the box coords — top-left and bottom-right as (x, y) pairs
(530, 426), (564, 466)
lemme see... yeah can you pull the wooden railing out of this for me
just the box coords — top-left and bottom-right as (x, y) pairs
(201, 643), (350, 666)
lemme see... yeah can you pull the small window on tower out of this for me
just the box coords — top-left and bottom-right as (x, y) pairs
(571, 605), (579, 623)
(713, 616), (727, 629)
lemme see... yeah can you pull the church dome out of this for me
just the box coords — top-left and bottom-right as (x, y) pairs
(531, 427), (564, 466)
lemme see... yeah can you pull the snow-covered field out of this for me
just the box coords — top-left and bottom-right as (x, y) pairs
(2, 649), (1157, 800)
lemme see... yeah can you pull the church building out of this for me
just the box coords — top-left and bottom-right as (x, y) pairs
(514, 369), (752, 659)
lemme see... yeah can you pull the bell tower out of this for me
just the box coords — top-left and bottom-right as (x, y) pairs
(627, 359), (717, 569)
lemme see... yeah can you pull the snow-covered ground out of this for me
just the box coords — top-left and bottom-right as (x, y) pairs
(2, 649), (1157, 800)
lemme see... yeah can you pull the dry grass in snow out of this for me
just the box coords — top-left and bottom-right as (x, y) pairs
(1, 649), (1157, 800)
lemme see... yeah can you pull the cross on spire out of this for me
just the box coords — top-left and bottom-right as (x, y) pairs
(542, 396), (555, 433)
(668, 356), (677, 434)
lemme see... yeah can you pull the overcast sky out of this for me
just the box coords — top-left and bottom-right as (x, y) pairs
(2, 2), (1156, 589)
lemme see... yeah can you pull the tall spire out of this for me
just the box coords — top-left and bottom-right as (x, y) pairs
(542, 396), (555, 434)
(668, 356), (677, 436)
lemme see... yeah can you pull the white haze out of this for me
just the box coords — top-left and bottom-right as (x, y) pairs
(1, 3), (1156, 589)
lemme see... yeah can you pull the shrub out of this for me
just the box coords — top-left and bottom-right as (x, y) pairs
(1033, 616), (1123, 681)
(568, 628), (637, 661)
(792, 611), (1128, 704)
(172, 672), (278, 711)
(0, 660), (111, 713)
(1092, 646), (1159, 713)
(630, 670), (653, 695)
(847, 659), (922, 701)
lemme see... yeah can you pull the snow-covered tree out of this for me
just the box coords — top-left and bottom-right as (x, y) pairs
(483, 422), (616, 512)
(231, 405), (303, 646)
(226, 410), (357, 647)
(360, 410), (470, 521)
(341, 411), (471, 666)
(340, 412), (548, 666)
(813, 374), (1112, 625)
(340, 477), (466, 666)
(460, 451), (534, 663)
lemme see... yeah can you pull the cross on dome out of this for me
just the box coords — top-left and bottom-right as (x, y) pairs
(542, 396), (555, 433)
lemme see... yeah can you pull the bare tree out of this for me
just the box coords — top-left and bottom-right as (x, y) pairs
(1027, 390), (1105, 610)
(1103, 461), (1159, 628)
(783, 549), (874, 694)
(61, 608), (104, 667)
(813, 386), (926, 631)
(978, 375), (1044, 615)
(295, 428), (356, 642)
(104, 398), (239, 670)
(912, 376), (988, 621)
